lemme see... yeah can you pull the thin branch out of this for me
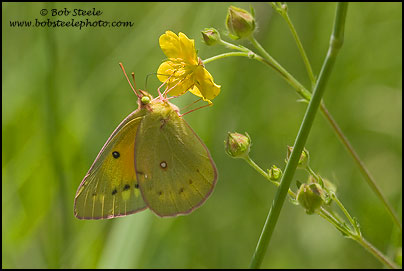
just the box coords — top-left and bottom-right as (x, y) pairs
(249, 3), (348, 268)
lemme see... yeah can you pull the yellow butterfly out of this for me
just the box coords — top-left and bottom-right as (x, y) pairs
(74, 64), (217, 219)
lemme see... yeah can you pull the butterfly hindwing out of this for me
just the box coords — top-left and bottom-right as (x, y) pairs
(74, 112), (147, 219)
(134, 103), (217, 217)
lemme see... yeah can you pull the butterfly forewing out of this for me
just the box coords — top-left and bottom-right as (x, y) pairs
(134, 103), (217, 217)
(75, 113), (147, 219)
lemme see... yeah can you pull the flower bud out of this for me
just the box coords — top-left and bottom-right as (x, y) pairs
(201, 28), (221, 46)
(268, 165), (282, 181)
(225, 6), (256, 40)
(286, 146), (310, 169)
(296, 183), (324, 214)
(225, 132), (251, 159)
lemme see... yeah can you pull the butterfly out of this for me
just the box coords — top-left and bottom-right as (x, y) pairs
(74, 64), (218, 219)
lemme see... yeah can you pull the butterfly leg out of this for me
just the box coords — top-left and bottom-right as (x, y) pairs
(180, 102), (213, 117)
(162, 78), (184, 98)
(156, 74), (174, 100)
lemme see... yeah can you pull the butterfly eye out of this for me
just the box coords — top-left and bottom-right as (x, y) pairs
(141, 96), (151, 105)
(112, 151), (120, 158)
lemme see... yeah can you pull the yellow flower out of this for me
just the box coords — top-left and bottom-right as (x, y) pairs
(157, 31), (221, 103)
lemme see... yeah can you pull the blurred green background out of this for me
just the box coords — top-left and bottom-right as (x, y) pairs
(2, 2), (402, 268)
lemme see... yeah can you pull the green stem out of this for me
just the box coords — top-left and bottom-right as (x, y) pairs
(203, 47), (284, 79)
(244, 156), (272, 182)
(248, 35), (312, 101)
(219, 39), (250, 52)
(306, 166), (318, 179)
(206, 4), (401, 234)
(244, 155), (351, 236)
(203, 52), (252, 64)
(249, 3), (348, 268)
(244, 156), (296, 197)
(285, 14), (316, 86)
(273, 3), (316, 86)
(209, 34), (312, 101)
(305, 166), (325, 187)
(354, 236), (400, 269)
(244, 149), (397, 268)
(319, 102), (402, 232)
(332, 193), (361, 235)
(317, 207), (351, 236)
(244, 155), (348, 234)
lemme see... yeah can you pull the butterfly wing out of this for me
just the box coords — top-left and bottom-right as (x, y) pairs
(74, 111), (147, 219)
(134, 108), (218, 217)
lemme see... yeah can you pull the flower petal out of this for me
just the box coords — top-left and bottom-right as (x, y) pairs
(166, 76), (194, 97)
(178, 32), (197, 65)
(188, 85), (213, 104)
(157, 61), (175, 82)
(192, 66), (221, 101)
(158, 31), (221, 102)
(159, 31), (181, 58)
(188, 85), (203, 98)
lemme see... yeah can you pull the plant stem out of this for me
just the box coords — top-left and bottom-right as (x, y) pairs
(272, 4), (398, 226)
(248, 35), (312, 101)
(219, 39), (250, 52)
(244, 156), (296, 198)
(306, 166), (318, 179)
(317, 207), (351, 236)
(203, 46), (285, 80)
(244, 156), (273, 182)
(306, 166), (325, 187)
(203, 52), (252, 64)
(323, 202), (400, 269)
(332, 193), (361, 235)
(245, 155), (348, 235)
(354, 236), (400, 269)
(205, 4), (401, 234)
(244, 148), (398, 268)
(249, 3), (348, 268)
(319, 102), (402, 232)
(274, 3), (316, 86)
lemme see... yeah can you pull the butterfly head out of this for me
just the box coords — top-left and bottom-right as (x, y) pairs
(138, 89), (153, 105)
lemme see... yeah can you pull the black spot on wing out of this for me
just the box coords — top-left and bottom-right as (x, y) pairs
(112, 151), (120, 158)
(160, 161), (167, 169)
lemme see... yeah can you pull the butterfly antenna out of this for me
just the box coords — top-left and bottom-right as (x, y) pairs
(131, 72), (137, 91)
(180, 102), (213, 117)
(119, 62), (141, 98)
(144, 72), (170, 91)
(131, 72), (147, 96)
(144, 72), (159, 92)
